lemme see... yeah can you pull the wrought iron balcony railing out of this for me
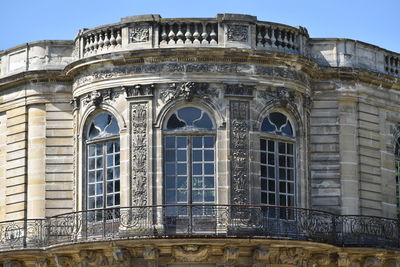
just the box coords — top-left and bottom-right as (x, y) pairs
(0, 205), (398, 250)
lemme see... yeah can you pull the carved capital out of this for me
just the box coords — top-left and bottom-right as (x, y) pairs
(253, 246), (269, 262)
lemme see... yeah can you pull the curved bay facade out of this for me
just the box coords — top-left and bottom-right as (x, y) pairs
(0, 14), (400, 267)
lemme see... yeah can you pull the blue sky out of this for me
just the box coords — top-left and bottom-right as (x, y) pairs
(1, 0), (399, 52)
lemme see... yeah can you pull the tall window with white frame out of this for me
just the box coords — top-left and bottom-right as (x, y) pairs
(86, 112), (120, 220)
(260, 112), (296, 219)
(395, 137), (400, 209)
(164, 106), (216, 216)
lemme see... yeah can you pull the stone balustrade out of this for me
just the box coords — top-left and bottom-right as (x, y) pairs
(256, 23), (307, 54)
(385, 53), (400, 76)
(82, 27), (123, 57)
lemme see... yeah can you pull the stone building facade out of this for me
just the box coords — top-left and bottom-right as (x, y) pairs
(0, 13), (399, 266)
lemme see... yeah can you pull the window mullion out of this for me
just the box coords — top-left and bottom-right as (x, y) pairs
(188, 136), (193, 205)
(275, 140), (279, 206)
(103, 142), (107, 209)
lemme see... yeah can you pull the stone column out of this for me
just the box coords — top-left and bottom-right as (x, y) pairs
(27, 104), (46, 219)
(339, 98), (360, 215)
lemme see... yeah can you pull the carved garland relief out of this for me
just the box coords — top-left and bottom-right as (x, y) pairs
(230, 101), (250, 204)
(131, 103), (148, 206)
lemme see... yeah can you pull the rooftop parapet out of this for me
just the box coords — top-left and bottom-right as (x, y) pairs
(75, 13), (309, 59)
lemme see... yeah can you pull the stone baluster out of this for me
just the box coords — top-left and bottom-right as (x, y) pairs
(184, 23), (192, 44)
(168, 23), (176, 45)
(270, 27), (277, 48)
(210, 24), (217, 45)
(116, 30), (122, 46)
(98, 32), (104, 50)
(286, 31), (293, 50)
(176, 23), (184, 44)
(84, 36), (91, 55)
(93, 34), (99, 52)
(110, 29), (117, 47)
(201, 23), (208, 45)
(160, 24), (168, 45)
(265, 28), (272, 48)
(276, 28), (283, 49)
(90, 35), (95, 52)
(193, 23), (200, 45)
(256, 31), (263, 47)
(104, 31), (111, 47)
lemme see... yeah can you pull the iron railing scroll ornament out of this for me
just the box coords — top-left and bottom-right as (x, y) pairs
(0, 205), (398, 250)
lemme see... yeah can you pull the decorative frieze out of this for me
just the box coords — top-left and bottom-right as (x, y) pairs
(160, 82), (217, 103)
(230, 101), (249, 204)
(125, 84), (154, 97)
(227, 25), (248, 42)
(131, 103), (148, 207)
(129, 24), (150, 43)
(225, 84), (254, 97)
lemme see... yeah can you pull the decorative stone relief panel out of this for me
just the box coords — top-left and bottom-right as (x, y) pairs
(230, 101), (250, 204)
(81, 88), (122, 108)
(160, 82), (217, 103)
(131, 102), (148, 206)
(129, 24), (150, 43)
(227, 25), (248, 42)
(172, 245), (210, 262)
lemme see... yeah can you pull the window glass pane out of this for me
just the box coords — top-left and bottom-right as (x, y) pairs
(177, 137), (187, 148)
(177, 190), (188, 202)
(269, 112), (287, 130)
(96, 183), (103, 194)
(193, 164), (202, 175)
(166, 177), (175, 188)
(177, 177), (187, 189)
(96, 157), (103, 168)
(204, 190), (215, 202)
(166, 137), (175, 148)
(204, 150), (214, 161)
(89, 145), (96, 156)
(193, 190), (203, 202)
(193, 150), (202, 161)
(96, 196), (103, 208)
(177, 164), (187, 175)
(96, 171), (103, 182)
(177, 150), (187, 161)
(167, 114), (186, 129)
(89, 159), (95, 170)
(204, 177), (214, 188)
(115, 180), (120, 192)
(166, 164), (175, 175)
(88, 171), (95, 182)
(261, 117), (275, 133)
(193, 177), (202, 188)
(166, 150), (176, 161)
(194, 113), (213, 130)
(204, 163), (214, 175)
(107, 181), (113, 193)
(114, 167), (120, 179)
(88, 113), (120, 140)
(193, 137), (202, 148)
(178, 107), (202, 126)
(89, 185), (95, 196)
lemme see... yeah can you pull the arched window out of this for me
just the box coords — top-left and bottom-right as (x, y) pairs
(260, 112), (295, 218)
(395, 137), (400, 208)
(86, 112), (120, 215)
(164, 107), (216, 214)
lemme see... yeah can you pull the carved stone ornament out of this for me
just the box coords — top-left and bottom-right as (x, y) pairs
(259, 87), (295, 108)
(224, 246), (240, 264)
(160, 82), (217, 103)
(70, 97), (80, 109)
(253, 247), (269, 262)
(230, 101), (249, 204)
(3, 260), (23, 267)
(112, 248), (131, 267)
(35, 258), (49, 267)
(125, 84), (154, 97)
(79, 250), (109, 267)
(82, 89), (118, 107)
(129, 24), (150, 43)
(364, 256), (382, 267)
(278, 248), (307, 266)
(225, 83), (254, 96)
(227, 24), (248, 42)
(54, 256), (75, 267)
(337, 253), (350, 267)
(143, 246), (159, 261)
(172, 245), (210, 262)
(131, 103), (148, 207)
(309, 253), (332, 267)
